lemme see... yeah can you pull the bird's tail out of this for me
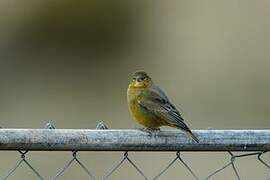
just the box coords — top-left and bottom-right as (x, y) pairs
(186, 130), (199, 143)
(169, 124), (199, 143)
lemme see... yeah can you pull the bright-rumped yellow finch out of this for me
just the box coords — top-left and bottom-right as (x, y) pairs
(127, 71), (199, 142)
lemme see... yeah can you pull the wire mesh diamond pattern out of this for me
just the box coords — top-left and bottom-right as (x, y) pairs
(103, 151), (149, 180)
(2, 151), (44, 180)
(1, 150), (269, 180)
(52, 151), (95, 180)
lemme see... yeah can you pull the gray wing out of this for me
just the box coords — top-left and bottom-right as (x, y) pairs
(138, 85), (191, 132)
(151, 85), (169, 101)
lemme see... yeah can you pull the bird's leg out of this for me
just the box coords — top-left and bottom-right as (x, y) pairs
(146, 127), (160, 131)
(139, 127), (160, 135)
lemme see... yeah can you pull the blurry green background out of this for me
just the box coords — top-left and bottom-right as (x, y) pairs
(0, 0), (269, 179)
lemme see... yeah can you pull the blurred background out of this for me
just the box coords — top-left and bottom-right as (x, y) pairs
(0, 0), (270, 179)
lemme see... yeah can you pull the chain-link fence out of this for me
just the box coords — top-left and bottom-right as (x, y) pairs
(0, 123), (269, 180)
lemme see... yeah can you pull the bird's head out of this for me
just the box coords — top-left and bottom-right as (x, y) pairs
(129, 71), (152, 88)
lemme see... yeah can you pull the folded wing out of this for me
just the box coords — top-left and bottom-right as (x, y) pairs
(137, 85), (191, 132)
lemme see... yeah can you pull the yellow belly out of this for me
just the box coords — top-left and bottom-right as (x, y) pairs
(128, 99), (167, 128)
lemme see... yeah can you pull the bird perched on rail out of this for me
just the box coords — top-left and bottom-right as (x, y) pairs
(127, 71), (199, 142)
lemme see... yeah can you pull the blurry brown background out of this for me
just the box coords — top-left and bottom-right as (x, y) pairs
(0, 0), (269, 179)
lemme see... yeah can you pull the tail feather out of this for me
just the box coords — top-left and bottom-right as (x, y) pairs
(171, 124), (199, 143)
(186, 131), (199, 143)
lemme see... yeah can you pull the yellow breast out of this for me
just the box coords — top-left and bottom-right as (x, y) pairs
(127, 86), (167, 128)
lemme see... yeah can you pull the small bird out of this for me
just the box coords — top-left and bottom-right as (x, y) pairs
(127, 71), (199, 142)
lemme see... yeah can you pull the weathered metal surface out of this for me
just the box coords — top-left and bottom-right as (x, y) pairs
(0, 129), (269, 151)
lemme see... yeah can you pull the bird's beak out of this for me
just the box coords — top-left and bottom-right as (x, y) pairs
(133, 81), (141, 87)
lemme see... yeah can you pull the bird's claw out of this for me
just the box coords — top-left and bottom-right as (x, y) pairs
(146, 127), (160, 131)
(139, 127), (160, 135)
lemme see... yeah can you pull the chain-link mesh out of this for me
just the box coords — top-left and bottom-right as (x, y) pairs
(1, 150), (269, 180)
(0, 122), (269, 179)
(52, 151), (96, 180)
(2, 151), (43, 180)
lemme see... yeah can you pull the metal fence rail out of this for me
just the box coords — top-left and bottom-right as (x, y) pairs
(0, 128), (269, 180)
(0, 129), (269, 151)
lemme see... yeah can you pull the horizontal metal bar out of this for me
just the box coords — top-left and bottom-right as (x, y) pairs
(0, 129), (269, 151)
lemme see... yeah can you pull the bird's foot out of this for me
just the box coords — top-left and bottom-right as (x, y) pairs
(146, 127), (160, 131)
(139, 127), (160, 135)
